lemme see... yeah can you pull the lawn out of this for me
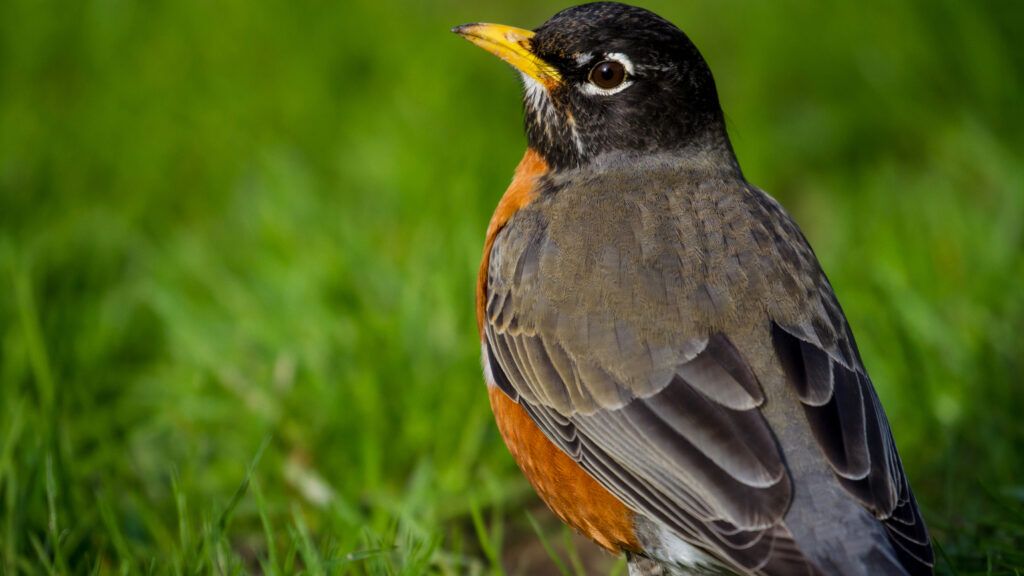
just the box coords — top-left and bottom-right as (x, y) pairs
(0, 0), (1022, 574)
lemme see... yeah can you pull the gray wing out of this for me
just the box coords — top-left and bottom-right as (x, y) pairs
(485, 328), (816, 574)
(748, 183), (934, 575)
(484, 220), (819, 574)
(771, 319), (934, 575)
(745, 186), (933, 574)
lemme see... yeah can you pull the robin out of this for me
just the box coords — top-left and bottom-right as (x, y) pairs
(454, 3), (934, 575)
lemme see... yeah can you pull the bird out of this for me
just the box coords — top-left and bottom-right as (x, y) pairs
(453, 3), (934, 575)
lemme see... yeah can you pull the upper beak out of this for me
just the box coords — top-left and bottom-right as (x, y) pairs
(452, 23), (562, 88)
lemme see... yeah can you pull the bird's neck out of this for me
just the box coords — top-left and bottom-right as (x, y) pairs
(544, 139), (744, 183)
(529, 115), (743, 179)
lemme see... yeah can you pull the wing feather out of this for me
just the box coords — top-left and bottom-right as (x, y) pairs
(772, 323), (934, 575)
(484, 331), (801, 572)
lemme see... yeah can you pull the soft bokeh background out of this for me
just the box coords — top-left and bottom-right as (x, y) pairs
(1, 0), (1022, 573)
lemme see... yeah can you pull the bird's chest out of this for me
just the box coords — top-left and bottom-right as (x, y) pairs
(486, 385), (641, 552)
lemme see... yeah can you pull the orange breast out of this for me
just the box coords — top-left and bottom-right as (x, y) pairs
(478, 149), (640, 553)
(488, 387), (641, 552)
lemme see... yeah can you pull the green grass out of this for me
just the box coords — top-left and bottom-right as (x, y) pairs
(0, 0), (1022, 573)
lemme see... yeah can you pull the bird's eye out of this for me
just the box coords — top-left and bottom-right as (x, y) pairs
(588, 60), (626, 90)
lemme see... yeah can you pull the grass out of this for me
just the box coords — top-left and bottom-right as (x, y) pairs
(0, 0), (1022, 573)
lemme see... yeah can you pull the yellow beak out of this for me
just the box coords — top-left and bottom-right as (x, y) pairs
(452, 23), (562, 89)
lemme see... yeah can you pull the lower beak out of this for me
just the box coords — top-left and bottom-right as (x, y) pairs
(452, 23), (562, 88)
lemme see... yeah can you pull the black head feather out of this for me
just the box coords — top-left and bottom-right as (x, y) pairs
(523, 2), (735, 171)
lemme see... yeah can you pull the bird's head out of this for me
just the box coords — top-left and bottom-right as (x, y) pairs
(454, 2), (736, 171)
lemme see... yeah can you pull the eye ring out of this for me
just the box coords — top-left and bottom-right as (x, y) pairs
(588, 60), (627, 90)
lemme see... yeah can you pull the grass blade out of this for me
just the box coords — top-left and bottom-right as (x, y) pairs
(251, 478), (279, 574)
(525, 511), (570, 576)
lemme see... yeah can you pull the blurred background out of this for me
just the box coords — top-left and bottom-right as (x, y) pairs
(1, 0), (1022, 573)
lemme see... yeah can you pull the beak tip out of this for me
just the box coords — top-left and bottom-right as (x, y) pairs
(450, 22), (557, 86)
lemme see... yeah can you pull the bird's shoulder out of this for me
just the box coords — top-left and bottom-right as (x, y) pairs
(490, 155), (839, 344)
